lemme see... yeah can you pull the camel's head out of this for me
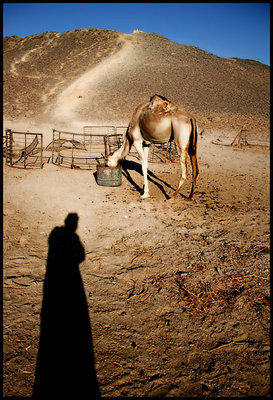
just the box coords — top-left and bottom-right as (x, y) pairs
(105, 153), (118, 168)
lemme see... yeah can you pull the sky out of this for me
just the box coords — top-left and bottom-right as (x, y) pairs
(3, 3), (270, 65)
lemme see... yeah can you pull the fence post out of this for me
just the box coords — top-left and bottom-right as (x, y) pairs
(23, 132), (26, 168)
(104, 136), (110, 158)
(40, 134), (43, 168)
(5, 129), (12, 165)
(72, 133), (74, 167)
(58, 130), (61, 166)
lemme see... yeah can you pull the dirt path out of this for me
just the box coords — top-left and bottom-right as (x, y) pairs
(52, 34), (137, 124)
(3, 131), (270, 397)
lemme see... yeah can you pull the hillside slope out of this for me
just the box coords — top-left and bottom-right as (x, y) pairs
(3, 28), (270, 133)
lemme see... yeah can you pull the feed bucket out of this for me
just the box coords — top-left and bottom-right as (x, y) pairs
(96, 163), (122, 187)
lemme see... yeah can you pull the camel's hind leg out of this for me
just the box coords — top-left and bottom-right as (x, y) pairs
(188, 153), (199, 199)
(170, 147), (188, 199)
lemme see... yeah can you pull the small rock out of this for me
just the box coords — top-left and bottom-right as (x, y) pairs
(20, 236), (27, 245)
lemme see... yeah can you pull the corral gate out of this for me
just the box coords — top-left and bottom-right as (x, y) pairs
(5, 129), (44, 168)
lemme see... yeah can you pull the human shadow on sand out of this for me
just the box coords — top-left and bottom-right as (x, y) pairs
(33, 213), (100, 399)
(121, 159), (187, 199)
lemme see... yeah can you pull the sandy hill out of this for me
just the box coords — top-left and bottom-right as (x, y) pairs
(3, 28), (270, 135)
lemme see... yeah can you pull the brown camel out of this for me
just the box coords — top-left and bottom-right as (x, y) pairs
(107, 94), (199, 199)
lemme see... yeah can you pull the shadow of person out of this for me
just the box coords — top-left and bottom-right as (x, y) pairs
(33, 213), (100, 399)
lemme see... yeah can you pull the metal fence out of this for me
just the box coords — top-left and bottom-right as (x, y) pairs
(83, 126), (116, 135)
(3, 125), (198, 170)
(49, 128), (123, 169)
(231, 128), (270, 148)
(4, 129), (44, 168)
(83, 125), (179, 163)
(148, 142), (179, 163)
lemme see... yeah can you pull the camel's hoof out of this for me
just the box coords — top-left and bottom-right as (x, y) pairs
(167, 196), (176, 203)
(141, 193), (150, 199)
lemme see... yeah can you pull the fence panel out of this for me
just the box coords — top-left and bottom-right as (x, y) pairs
(83, 126), (116, 135)
(5, 130), (44, 168)
(50, 129), (123, 169)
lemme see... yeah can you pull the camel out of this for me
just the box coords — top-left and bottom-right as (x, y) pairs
(106, 94), (199, 200)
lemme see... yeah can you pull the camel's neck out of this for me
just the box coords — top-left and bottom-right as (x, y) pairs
(113, 145), (125, 162)
(108, 130), (130, 166)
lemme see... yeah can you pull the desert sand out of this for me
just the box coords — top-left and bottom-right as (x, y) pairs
(3, 128), (270, 397)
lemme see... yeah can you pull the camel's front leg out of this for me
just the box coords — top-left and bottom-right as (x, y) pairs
(134, 140), (150, 199)
(142, 145), (150, 198)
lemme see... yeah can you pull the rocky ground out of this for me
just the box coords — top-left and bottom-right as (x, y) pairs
(3, 130), (270, 397)
(3, 28), (270, 135)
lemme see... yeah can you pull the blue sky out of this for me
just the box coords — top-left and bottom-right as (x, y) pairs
(3, 3), (270, 65)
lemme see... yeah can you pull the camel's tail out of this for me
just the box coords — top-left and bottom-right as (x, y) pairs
(188, 117), (198, 156)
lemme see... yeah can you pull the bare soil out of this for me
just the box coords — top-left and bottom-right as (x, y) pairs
(3, 130), (270, 397)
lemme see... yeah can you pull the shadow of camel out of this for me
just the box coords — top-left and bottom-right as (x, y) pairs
(33, 213), (100, 399)
(121, 159), (187, 199)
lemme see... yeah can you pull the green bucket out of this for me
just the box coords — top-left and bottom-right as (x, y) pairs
(96, 164), (122, 187)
